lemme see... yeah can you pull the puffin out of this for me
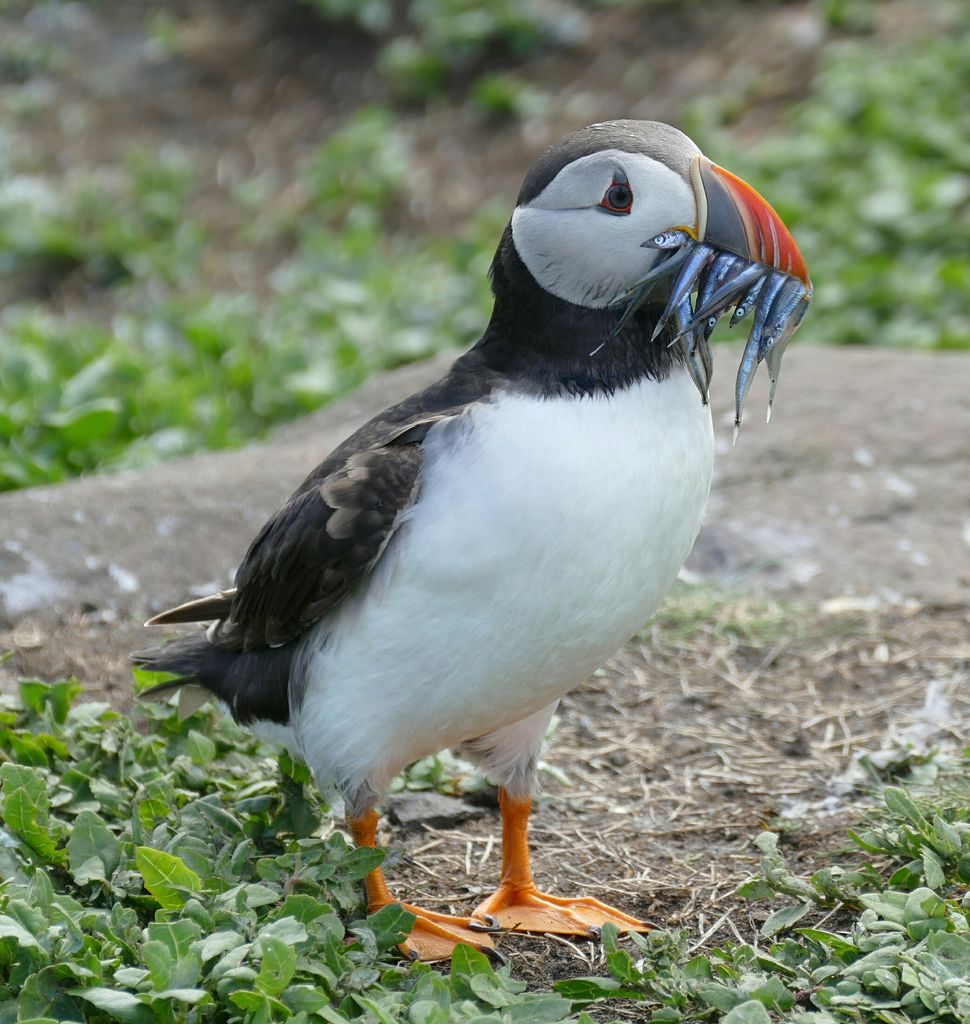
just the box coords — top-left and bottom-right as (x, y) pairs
(135, 120), (810, 962)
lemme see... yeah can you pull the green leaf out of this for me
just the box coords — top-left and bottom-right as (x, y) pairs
(20, 968), (85, 1021)
(279, 749), (313, 784)
(451, 941), (495, 978)
(229, 989), (290, 1019)
(921, 846), (946, 889)
(883, 787), (930, 830)
(134, 846), (202, 908)
(193, 799), (243, 834)
(737, 878), (775, 900)
(0, 912), (45, 952)
(199, 929), (246, 962)
(859, 891), (908, 923)
(284, 986), (332, 1015)
(334, 844), (384, 879)
(18, 678), (81, 723)
(256, 935), (297, 996)
(0, 763), (65, 863)
(554, 976), (633, 1002)
(187, 729), (216, 765)
(256, 915), (308, 948)
(43, 398), (121, 443)
(48, 679), (82, 723)
(722, 1000), (772, 1024)
(761, 903), (812, 936)
(750, 975), (795, 1012)
(71, 987), (151, 1024)
(932, 813), (963, 856)
(365, 902), (415, 951)
(278, 893), (333, 924)
(469, 972), (513, 1008)
(114, 967), (149, 987)
(18, 680), (51, 716)
(67, 809), (121, 884)
(146, 920), (203, 964)
(141, 940), (173, 990)
(796, 928), (859, 957)
(698, 984), (743, 1012)
(152, 988), (210, 1004)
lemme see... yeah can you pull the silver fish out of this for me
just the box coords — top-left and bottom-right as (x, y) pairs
(671, 295), (710, 403)
(651, 243), (716, 342)
(605, 225), (812, 431)
(765, 292), (810, 419)
(761, 277), (807, 358)
(605, 245), (691, 344)
(734, 271), (787, 431)
(678, 262), (765, 342)
(729, 275), (767, 329)
(642, 229), (693, 250)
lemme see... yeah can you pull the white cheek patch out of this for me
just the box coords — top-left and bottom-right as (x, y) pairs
(511, 152), (696, 309)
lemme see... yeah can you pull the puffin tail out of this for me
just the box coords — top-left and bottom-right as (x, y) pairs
(132, 635), (220, 719)
(131, 634), (294, 726)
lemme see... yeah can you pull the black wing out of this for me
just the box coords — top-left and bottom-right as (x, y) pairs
(223, 440), (425, 649)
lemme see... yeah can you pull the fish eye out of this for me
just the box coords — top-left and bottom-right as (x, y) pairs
(600, 174), (633, 215)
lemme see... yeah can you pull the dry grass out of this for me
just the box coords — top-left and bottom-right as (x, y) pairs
(383, 590), (970, 986)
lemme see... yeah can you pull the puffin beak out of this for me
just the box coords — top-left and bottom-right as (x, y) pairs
(690, 155), (810, 287)
(615, 152), (813, 430)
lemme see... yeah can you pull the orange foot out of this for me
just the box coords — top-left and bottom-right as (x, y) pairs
(472, 789), (653, 937)
(473, 883), (650, 936)
(350, 808), (498, 963)
(386, 901), (497, 962)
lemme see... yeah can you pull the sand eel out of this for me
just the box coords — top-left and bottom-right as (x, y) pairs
(134, 120), (811, 962)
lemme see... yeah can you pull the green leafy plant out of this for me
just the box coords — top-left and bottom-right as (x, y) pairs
(2, 678), (970, 1020)
(0, 678), (584, 1023)
(301, 0), (586, 99)
(692, 1), (970, 351)
(0, 146), (203, 288)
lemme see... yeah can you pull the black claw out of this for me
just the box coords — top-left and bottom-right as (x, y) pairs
(468, 914), (501, 932)
(482, 944), (508, 967)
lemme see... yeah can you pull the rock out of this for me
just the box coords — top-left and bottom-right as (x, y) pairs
(386, 791), (489, 830)
(687, 345), (970, 605)
(1, 344), (968, 700)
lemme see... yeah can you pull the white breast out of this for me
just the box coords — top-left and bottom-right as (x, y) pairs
(295, 367), (714, 799)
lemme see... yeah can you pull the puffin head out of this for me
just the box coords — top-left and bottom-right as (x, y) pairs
(509, 119), (808, 311)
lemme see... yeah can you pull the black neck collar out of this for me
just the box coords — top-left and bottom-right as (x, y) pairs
(467, 224), (684, 398)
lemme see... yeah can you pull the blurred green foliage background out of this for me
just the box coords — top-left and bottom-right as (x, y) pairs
(0, 0), (966, 491)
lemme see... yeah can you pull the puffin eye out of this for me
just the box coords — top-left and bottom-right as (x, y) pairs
(600, 175), (633, 215)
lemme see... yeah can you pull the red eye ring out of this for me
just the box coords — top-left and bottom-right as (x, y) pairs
(600, 178), (633, 214)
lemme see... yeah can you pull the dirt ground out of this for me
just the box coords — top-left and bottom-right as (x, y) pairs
(2, 0), (969, 994)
